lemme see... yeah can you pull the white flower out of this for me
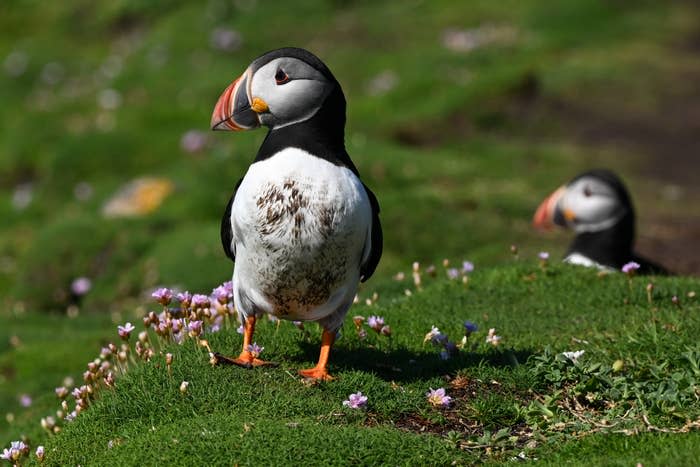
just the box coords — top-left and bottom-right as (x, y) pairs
(562, 350), (585, 364)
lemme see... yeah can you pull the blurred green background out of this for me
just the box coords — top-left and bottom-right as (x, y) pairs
(1, 0), (699, 314)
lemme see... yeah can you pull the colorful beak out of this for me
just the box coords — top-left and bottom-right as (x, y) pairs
(211, 69), (261, 131)
(533, 186), (567, 231)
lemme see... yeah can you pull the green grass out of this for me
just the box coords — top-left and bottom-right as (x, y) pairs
(1, 0), (699, 464)
(2, 262), (698, 464)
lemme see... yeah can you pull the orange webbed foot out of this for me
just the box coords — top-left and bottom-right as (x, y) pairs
(298, 367), (334, 381)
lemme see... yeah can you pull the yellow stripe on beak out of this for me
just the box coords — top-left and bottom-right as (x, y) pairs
(251, 97), (269, 113)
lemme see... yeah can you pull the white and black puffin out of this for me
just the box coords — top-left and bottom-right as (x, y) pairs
(210, 47), (382, 380)
(533, 169), (667, 274)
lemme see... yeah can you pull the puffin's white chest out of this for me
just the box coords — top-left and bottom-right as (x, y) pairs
(231, 148), (370, 320)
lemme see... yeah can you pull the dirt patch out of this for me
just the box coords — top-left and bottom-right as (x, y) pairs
(367, 374), (534, 449)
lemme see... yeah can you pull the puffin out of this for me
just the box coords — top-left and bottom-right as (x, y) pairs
(532, 169), (667, 274)
(210, 47), (382, 380)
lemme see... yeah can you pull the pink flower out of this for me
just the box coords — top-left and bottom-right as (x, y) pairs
(71, 277), (92, 296)
(55, 386), (69, 399)
(176, 291), (192, 307)
(538, 251), (550, 260)
(188, 320), (203, 337)
(19, 393), (32, 407)
(117, 322), (135, 340)
(191, 294), (210, 309)
(426, 387), (452, 407)
(35, 446), (45, 461)
(621, 261), (640, 275)
(367, 315), (385, 332)
(212, 283), (232, 304)
(246, 343), (263, 358)
(462, 261), (474, 273)
(180, 130), (209, 153)
(446, 268), (460, 280)
(342, 391), (368, 409)
(151, 287), (173, 306)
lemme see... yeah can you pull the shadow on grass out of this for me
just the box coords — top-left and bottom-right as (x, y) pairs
(295, 341), (534, 383)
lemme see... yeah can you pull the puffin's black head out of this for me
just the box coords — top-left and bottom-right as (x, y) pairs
(211, 47), (344, 132)
(533, 169), (634, 234)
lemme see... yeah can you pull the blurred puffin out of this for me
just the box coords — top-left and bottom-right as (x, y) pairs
(533, 169), (667, 274)
(210, 47), (382, 380)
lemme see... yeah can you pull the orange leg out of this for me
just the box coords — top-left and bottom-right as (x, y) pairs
(298, 329), (336, 381)
(214, 315), (276, 368)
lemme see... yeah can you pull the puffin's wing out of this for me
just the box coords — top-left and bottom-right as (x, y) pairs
(220, 178), (243, 262)
(360, 183), (383, 282)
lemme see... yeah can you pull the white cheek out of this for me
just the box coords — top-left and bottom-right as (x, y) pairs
(266, 80), (326, 121)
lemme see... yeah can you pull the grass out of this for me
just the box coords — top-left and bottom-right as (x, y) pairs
(1, 0), (700, 464)
(2, 261), (698, 464)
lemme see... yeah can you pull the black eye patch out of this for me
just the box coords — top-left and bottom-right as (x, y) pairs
(275, 69), (290, 85)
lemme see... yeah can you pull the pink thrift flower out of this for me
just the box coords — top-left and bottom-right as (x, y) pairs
(176, 291), (192, 307)
(246, 343), (263, 358)
(188, 320), (203, 337)
(71, 277), (92, 296)
(462, 261), (474, 273)
(35, 445), (45, 461)
(117, 322), (135, 340)
(427, 387), (452, 407)
(621, 261), (640, 275)
(191, 294), (210, 309)
(342, 392), (368, 409)
(446, 268), (459, 280)
(151, 287), (173, 306)
(19, 393), (32, 407)
(538, 251), (550, 260)
(367, 315), (385, 332)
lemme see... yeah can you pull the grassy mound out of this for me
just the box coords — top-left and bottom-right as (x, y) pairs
(13, 262), (698, 465)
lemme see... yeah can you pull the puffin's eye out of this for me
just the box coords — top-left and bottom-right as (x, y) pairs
(275, 69), (290, 85)
(583, 186), (592, 197)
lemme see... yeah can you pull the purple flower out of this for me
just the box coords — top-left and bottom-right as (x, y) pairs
(464, 320), (478, 334)
(71, 277), (92, 296)
(19, 393), (32, 407)
(538, 251), (550, 261)
(117, 322), (135, 340)
(210, 28), (242, 52)
(180, 130), (208, 153)
(342, 391), (368, 409)
(427, 387), (453, 407)
(236, 324), (244, 335)
(176, 291), (192, 307)
(462, 261), (474, 274)
(446, 268), (460, 280)
(151, 287), (173, 306)
(621, 261), (640, 275)
(212, 283), (232, 304)
(191, 294), (210, 309)
(55, 386), (69, 399)
(246, 342), (263, 358)
(188, 320), (203, 336)
(444, 341), (459, 356)
(35, 445), (45, 461)
(367, 315), (385, 332)
(1, 448), (11, 461)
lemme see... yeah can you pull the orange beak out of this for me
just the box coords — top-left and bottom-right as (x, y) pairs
(211, 68), (261, 131)
(533, 186), (567, 231)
